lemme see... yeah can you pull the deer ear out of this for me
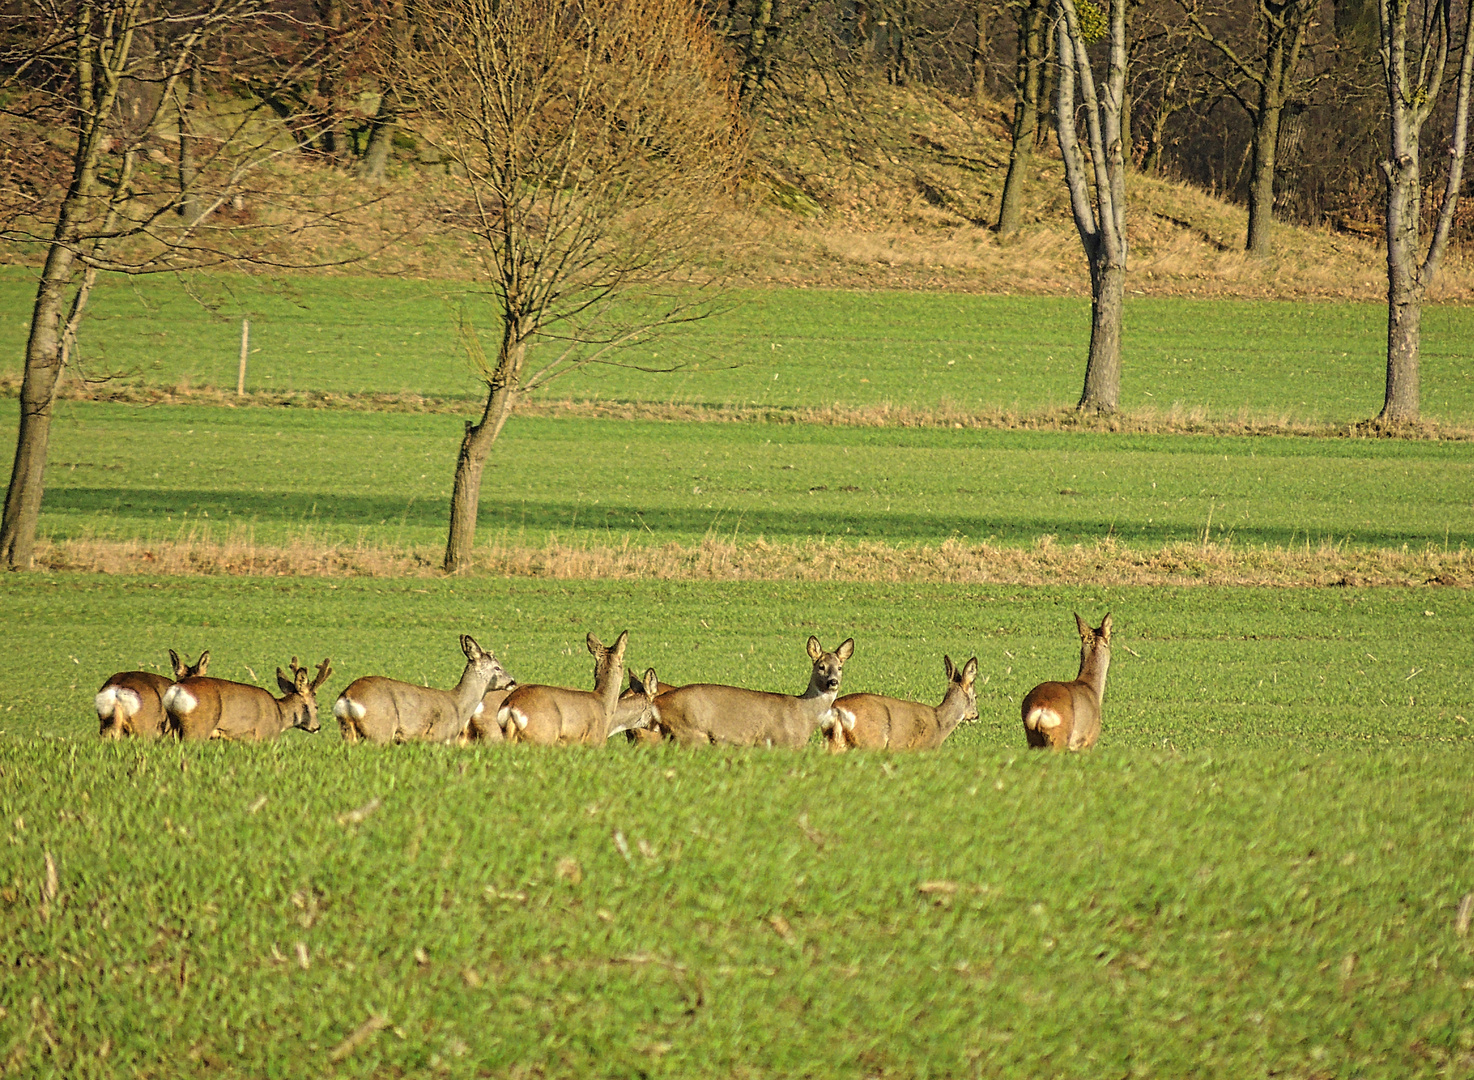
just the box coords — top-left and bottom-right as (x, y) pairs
(195, 651), (210, 676)
(1075, 612), (1090, 638)
(587, 632), (605, 656)
(962, 657), (979, 685)
(612, 631), (629, 662)
(944, 654), (956, 681)
(169, 650), (184, 678)
(1100, 613), (1113, 640)
(643, 668), (658, 697)
(461, 635), (480, 662)
(277, 668), (296, 694)
(295, 667), (311, 692)
(835, 638), (854, 663)
(807, 636), (822, 661)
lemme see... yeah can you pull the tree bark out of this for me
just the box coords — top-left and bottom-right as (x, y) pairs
(443, 337), (524, 574)
(1080, 263), (1125, 411)
(1375, 0), (1474, 424)
(970, 0), (989, 104)
(357, 89), (397, 183)
(0, 249), (78, 569)
(997, 0), (1046, 238)
(1244, 99), (1281, 255)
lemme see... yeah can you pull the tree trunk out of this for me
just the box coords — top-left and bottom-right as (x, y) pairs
(443, 338), (525, 573)
(0, 247), (79, 569)
(970, 0), (989, 104)
(177, 62), (202, 223)
(1382, 281), (1421, 423)
(358, 89), (397, 184)
(997, 0), (1045, 238)
(1245, 99), (1282, 257)
(1079, 262), (1124, 412)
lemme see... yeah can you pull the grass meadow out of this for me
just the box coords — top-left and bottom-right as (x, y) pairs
(2, 274), (1473, 1077)
(4, 268), (1474, 420)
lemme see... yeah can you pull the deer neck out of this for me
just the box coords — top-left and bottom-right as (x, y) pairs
(932, 683), (970, 737)
(593, 662), (625, 720)
(798, 673), (840, 723)
(1077, 647), (1110, 701)
(606, 693), (650, 739)
(273, 693), (308, 735)
(451, 662), (494, 719)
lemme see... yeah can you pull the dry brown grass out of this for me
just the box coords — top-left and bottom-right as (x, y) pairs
(29, 530), (1473, 588)
(17, 375), (1472, 441)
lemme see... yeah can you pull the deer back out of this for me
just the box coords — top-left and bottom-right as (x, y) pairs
(165, 677), (277, 741)
(1022, 614), (1110, 751)
(499, 631), (629, 746)
(335, 636), (508, 744)
(654, 636), (854, 748)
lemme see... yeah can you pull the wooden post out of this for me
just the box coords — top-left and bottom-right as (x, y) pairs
(237, 318), (250, 396)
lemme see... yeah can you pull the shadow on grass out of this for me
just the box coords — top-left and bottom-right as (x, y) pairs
(37, 486), (1474, 550)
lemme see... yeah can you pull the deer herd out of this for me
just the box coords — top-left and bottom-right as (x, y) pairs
(94, 613), (1113, 753)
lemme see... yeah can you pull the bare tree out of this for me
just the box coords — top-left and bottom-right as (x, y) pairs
(1055, 0), (1128, 413)
(997, 0), (1049, 237)
(1175, 0), (1319, 256)
(1376, 0), (1474, 423)
(393, 0), (742, 573)
(0, 0), (359, 569)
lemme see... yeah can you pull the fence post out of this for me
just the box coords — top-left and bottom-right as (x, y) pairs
(237, 318), (250, 396)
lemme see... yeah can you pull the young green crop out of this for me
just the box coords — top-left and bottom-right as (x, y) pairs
(3, 402), (1471, 553)
(2, 737), (1471, 1079)
(3, 269), (1473, 420)
(4, 574), (1469, 749)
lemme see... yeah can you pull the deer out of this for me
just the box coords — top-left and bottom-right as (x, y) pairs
(625, 677), (679, 744)
(652, 636), (855, 748)
(826, 655), (979, 753)
(164, 657), (333, 742)
(334, 635), (511, 745)
(95, 650), (209, 739)
(498, 631), (650, 745)
(1021, 613), (1112, 751)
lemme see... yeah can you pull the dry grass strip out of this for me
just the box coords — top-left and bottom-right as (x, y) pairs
(10, 375), (1473, 441)
(28, 533), (1473, 588)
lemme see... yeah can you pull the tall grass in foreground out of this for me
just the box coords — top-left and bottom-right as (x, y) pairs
(1, 741), (1471, 1079)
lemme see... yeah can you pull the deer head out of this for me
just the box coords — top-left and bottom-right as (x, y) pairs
(276, 656), (333, 732)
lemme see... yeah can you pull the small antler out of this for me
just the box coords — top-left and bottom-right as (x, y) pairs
(311, 657), (333, 691)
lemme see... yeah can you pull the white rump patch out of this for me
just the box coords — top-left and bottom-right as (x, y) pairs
(472, 701), (485, 718)
(95, 687), (119, 719)
(333, 696), (366, 722)
(1026, 707), (1062, 731)
(836, 707), (857, 732)
(162, 684), (197, 715)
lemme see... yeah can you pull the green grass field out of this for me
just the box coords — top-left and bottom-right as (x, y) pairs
(2, 576), (1473, 1078)
(4, 269), (1474, 420)
(3, 276), (1474, 1078)
(3, 402), (1472, 553)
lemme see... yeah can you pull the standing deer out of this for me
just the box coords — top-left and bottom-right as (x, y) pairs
(95, 650), (209, 739)
(1021, 613), (1111, 750)
(827, 655), (979, 753)
(652, 636), (855, 748)
(165, 657), (333, 742)
(334, 635), (511, 745)
(499, 631), (647, 745)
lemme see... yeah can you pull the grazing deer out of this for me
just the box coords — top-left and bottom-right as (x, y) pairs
(96, 650), (209, 739)
(499, 632), (647, 745)
(626, 677), (679, 744)
(165, 657), (333, 742)
(652, 636), (855, 748)
(1022, 613), (1111, 750)
(334, 635), (511, 745)
(827, 655), (979, 753)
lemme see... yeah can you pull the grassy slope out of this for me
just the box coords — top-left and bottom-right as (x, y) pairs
(2, 402), (1472, 556)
